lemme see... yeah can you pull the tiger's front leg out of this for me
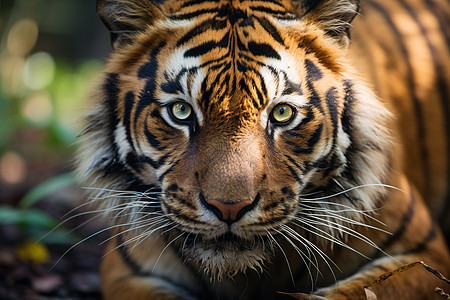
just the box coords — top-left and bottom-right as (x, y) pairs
(100, 236), (203, 300)
(313, 174), (450, 300)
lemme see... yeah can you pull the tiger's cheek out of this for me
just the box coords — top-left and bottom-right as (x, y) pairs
(258, 163), (301, 222)
(158, 148), (201, 219)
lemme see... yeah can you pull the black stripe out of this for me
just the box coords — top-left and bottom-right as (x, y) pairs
(185, 41), (218, 58)
(258, 73), (269, 101)
(100, 73), (123, 175)
(135, 41), (167, 127)
(304, 59), (323, 81)
(285, 159), (303, 183)
(424, 0), (450, 46)
(366, 0), (430, 197)
(284, 153), (307, 175)
(293, 108), (315, 130)
(116, 237), (207, 299)
(169, 8), (218, 21)
(325, 87), (338, 135)
(186, 67), (200, 98)
(282, 78), (303, 96)
(176, 18), (228, 47)
(239, 78), (252, 98)
(118, 242), (150, 276)
(126, 152), (168, 172)
(250, 0), (285, 10)
(307, 123), (323, 148)
(161, 68), (188, 95)
(302, 0), (325, 15)
(104, 73), (120, 132)
(138, 41), (166, 79)
(184, 31), (229, 57)
(168, 193), (196, 210)
(341, 80), (355, 135)
(251, 78), (264, 108)
(199, 77), (213, 113)
(306, 80), (324, 113)
(403, 223), (437, 255)
(397, 0), (450, 226)
(180, 0), (219, 8)
(293, 145), (313, 155)
(247, 41), (281, 60)
(144, 118), (164, 151)
(251, 6), (288, 16)
(256, 16), (285, 46)
(158, 161), (177, 182)
(123, 91), (135, 151)
(373, 188), (416, 258)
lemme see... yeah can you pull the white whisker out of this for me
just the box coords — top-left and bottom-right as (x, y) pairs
(300, 183), (404, 202)
(272, 227), (315, 288)
(152, 229), (184, 272)
(265, 229), (295, 286)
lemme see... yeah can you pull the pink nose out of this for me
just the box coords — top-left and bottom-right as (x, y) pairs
(206, 199), (254, 223)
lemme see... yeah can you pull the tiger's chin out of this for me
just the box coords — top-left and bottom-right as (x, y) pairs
(175, 232), (273, 280)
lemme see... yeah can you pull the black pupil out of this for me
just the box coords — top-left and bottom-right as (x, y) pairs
(179, 104), (185, 112)
(279, 107), (285, 115)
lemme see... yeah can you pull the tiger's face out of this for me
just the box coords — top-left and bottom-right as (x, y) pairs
(80, 0), (392, 278)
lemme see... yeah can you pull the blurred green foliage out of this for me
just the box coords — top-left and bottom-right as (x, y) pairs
(0, 172), (78, 244)
(0, 1), (106, 242)
(0, 58), (103, 153)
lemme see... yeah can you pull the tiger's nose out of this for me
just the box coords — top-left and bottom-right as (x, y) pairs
(200, 194), (260, 224)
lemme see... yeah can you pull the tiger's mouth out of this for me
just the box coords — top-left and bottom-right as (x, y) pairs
(184, 231), (247, 247)
(169, 226), (275, 278)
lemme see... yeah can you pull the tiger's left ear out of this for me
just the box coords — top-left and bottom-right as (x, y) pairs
(300, 0), (360, 48)
(97, 0), (165, 49)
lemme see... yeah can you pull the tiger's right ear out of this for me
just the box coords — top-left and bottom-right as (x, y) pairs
(97, 0), (164, 49)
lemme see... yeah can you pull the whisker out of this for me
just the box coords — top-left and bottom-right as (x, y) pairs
(297, 209), (391, 235)
(279, 225), (327, 288)
(104, 220), (174, 258)
(274, 227), (319, 271)
(125, 220), (174, 252)
(265, 229), (295, 286)
(152, 228), (184, 272)
(299, 183), (405, 201)
(291, 219), (370, 259)
(281, 224), (338, 273)
(272, 227), (315, 288)
(296, 215), (380, 249)
(99, 214), (168, 246)
(51, 224), (119, 270)
(298, 201), (386, 226)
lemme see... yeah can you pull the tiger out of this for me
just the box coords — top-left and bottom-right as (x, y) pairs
(76, 0), (450, 299)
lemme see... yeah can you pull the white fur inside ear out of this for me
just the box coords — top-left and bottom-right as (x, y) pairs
(307, 0), (359, 30)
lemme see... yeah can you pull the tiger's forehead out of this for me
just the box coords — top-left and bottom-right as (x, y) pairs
(155, 0), (305, 125)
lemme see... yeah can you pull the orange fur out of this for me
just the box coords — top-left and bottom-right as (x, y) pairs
(77, 0), (450, 299)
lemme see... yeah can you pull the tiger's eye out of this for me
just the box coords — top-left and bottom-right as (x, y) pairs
(171, 102), (192, 121)
(271, 104), (294, 123)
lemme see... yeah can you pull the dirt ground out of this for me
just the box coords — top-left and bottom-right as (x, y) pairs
(0, 184), (107, 300)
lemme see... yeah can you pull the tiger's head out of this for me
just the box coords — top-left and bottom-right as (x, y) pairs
(78, 0), (393, 278)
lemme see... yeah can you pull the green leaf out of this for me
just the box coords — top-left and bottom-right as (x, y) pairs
(19, 172), (77, 208)
(0, 206), (59, 228)
(0, 205), (76, 244)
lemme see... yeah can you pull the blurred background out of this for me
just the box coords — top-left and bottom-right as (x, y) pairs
(1, 1), (111, 298)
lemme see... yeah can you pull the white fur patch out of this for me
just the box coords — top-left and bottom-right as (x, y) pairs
(259, 51), (307, 139)
(114, 122), (133, 161)
(158, 49), (205, 134)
